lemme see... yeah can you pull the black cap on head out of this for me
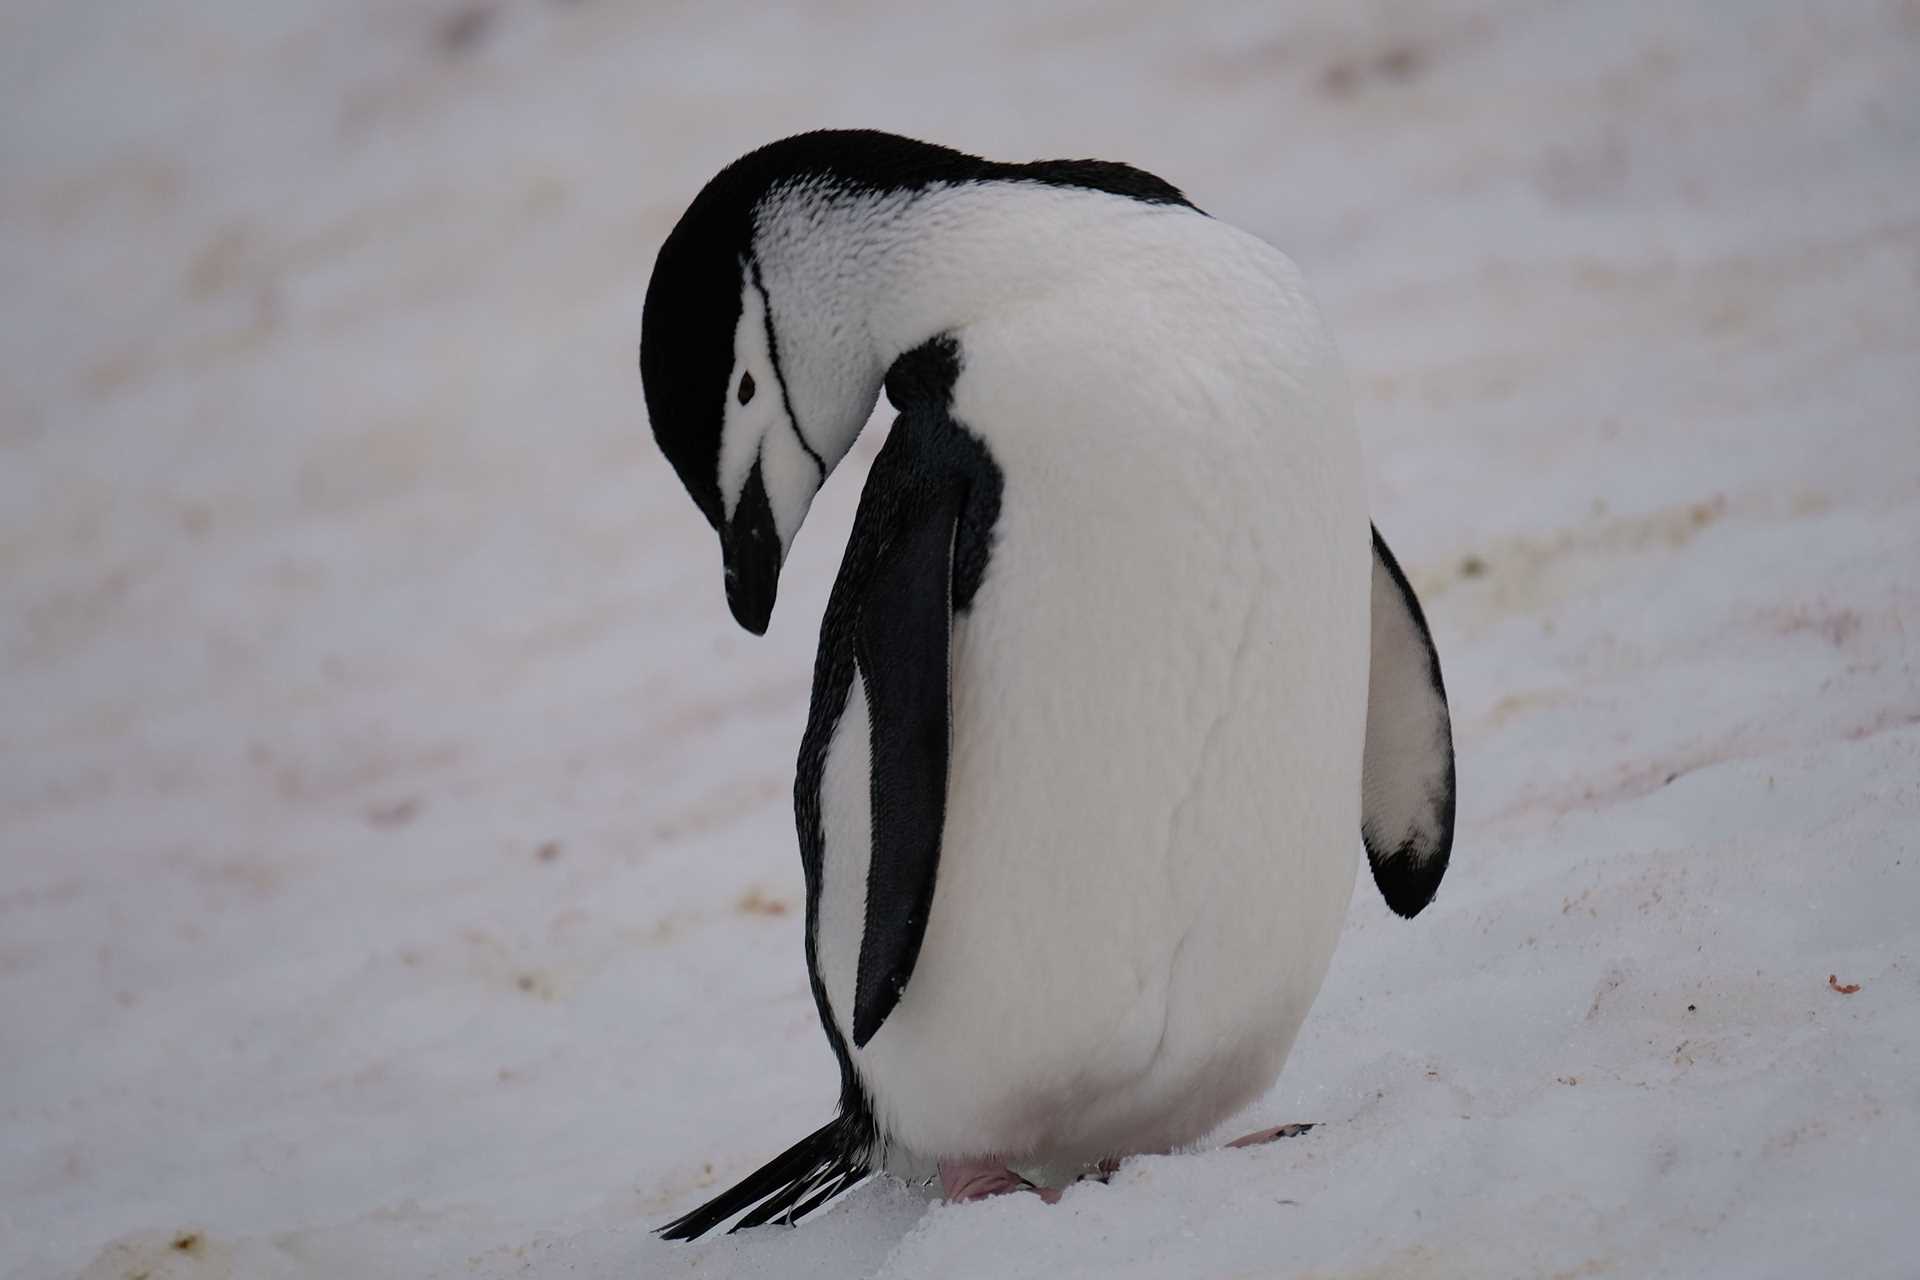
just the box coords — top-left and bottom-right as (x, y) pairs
(639, 202), (748, 532)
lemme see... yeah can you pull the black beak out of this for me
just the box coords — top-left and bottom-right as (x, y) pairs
(721, 462), (781, 635)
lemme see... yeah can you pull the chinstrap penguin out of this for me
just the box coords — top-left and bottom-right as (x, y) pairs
(638, 130), (1456, 1237)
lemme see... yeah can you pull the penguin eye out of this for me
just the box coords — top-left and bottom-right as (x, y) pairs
(737, 370), (756, 406)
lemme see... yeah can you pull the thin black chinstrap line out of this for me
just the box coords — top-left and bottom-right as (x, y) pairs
(748, 255), (828, 480)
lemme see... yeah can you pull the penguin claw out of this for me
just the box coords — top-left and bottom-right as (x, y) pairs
(1226, 1122), (1316, 1148)
(938, 1160), (1062, 1204)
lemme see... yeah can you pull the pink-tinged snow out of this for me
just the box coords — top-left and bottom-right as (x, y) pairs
(3, 2), (1917, 1277)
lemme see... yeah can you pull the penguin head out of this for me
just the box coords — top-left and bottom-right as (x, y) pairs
(641, 265), (826, 634)
(641, 134), (960, 634)
(641, 230), (826, 636)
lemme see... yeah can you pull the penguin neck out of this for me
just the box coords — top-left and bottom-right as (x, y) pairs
(751, 180), (1159, 446)
(866, 183), (1145, 362)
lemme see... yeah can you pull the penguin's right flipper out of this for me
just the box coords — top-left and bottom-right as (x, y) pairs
(1362, 526), (1456, 917)
(849, 479), (966, 1047)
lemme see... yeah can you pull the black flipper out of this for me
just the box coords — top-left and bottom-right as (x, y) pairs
(850, 480), (965, 1048)
(656, 1110), (874, 1240)
(659, 336), (998, 1243)
(1362, 526), (1456, 917)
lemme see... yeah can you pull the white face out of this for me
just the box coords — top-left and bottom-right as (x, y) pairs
(716, 270), (826, 559)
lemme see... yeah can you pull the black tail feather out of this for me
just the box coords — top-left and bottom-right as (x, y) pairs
(657, 1112), (874, 1241)
(790, 1163), (867, 1221)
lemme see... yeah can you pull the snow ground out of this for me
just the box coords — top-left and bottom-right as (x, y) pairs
(3, 2), (1918, 1277)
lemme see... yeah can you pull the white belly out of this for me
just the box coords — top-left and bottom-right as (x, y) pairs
(816, 257), (1369, 1164)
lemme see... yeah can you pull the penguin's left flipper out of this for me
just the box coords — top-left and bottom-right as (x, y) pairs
(849, 479), (967, 1048)
(1362, 526), (1457, 917)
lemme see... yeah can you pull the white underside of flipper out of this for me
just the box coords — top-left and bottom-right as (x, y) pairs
(1361, 532), (1457, 916)
(1363, 560), (1445, 844)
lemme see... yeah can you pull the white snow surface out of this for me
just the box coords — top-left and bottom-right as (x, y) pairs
(4, 2), (1918, 1277)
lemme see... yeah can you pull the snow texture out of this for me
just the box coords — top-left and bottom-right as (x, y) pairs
(3, 2), (1917, 1277)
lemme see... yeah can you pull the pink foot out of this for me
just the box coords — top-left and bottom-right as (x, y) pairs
(1227, 1122), (1316, 1148)
(938, 1158), (1062, 1204)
